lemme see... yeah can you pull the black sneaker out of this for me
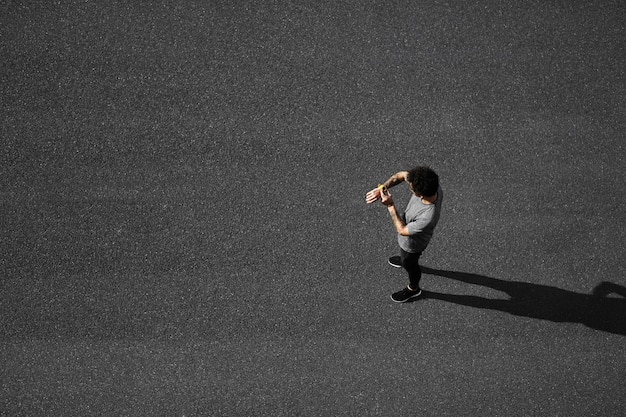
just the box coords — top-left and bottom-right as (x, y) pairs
(391, 287), (422, 303)
(388, 256), (402, 268)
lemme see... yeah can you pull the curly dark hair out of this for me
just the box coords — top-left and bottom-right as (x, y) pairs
(407, 166), (439, 197)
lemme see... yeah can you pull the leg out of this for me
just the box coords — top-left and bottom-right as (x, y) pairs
(391, 248), (423, 302)
(401, 249), (422, 291)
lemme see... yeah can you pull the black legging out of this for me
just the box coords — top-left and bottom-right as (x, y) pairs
(400, 248), (422, 290)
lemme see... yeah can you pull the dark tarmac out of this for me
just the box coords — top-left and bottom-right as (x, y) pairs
(2, 1), (625, 416)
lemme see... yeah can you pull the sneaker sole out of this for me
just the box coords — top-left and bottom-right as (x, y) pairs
(391, 290), (422, 303)
(388, 257), (402, 268)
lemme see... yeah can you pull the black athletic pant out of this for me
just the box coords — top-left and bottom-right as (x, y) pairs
(400, 248), (422, 290)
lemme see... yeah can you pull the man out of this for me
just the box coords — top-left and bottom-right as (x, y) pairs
(365, 166), (443, 302)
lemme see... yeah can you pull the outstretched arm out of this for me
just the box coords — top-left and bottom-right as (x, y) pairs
(365, 171), (409, 204)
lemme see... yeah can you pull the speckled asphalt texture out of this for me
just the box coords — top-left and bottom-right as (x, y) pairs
(2, 1), (625, 416)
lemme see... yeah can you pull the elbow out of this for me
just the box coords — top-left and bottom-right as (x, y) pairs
(398, 226), (411, 236)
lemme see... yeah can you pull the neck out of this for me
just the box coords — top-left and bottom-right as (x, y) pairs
(421, 193), (437, 205)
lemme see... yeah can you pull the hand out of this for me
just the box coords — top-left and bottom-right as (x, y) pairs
(365, 187), (382, 204)
(380, 188), (394, 207)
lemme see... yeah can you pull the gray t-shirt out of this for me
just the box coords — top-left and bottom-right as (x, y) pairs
(398, 186), (443, 253)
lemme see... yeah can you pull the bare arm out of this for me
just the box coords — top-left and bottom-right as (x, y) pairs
(380, 190), (411, 236)
(365, 171), (409, 204)
(381, 171), (409, 190)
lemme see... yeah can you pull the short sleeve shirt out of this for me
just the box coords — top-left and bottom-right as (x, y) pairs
(397, 186), (443, 253)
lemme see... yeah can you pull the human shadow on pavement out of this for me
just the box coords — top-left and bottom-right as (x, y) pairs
(420, 267), (626, 336)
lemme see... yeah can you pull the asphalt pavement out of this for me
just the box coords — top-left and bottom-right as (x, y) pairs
(2, 1), (625, 416)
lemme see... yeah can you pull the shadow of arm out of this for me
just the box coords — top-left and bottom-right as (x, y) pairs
(592, 282), (626, 298)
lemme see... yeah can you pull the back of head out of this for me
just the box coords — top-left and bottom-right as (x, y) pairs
(407, 166), (439, 197)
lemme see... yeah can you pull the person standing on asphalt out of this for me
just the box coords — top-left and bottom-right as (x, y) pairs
(366, 166), (443, 302)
